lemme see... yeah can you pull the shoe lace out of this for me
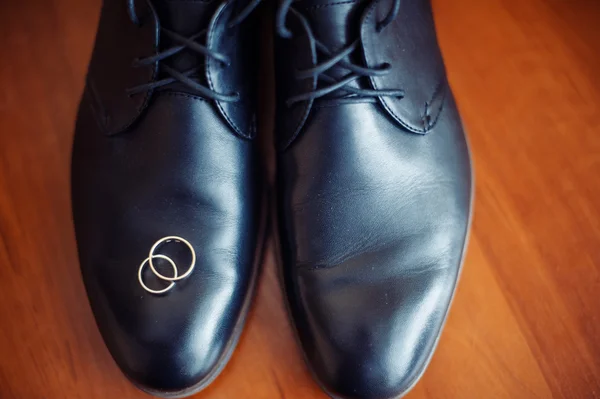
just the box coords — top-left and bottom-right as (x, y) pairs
(126, 0), (261, 102)
(275, 0), (404, 106)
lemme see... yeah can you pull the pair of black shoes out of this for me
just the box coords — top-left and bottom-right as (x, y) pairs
(71, 0), (472, 397)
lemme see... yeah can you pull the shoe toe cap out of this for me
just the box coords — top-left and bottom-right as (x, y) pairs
(98, 278), (241, 396)
(81, 252), (251, 396)
(119, 320), (229, 395)
(291, 256), (461, 399)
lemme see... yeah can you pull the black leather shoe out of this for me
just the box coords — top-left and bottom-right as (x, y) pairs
(273, 0), (472, 398)
(71, 0), (265, 397)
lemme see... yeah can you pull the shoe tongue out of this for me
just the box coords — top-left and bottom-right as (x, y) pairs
(295, 0), (365, 48)
(153, 0), (222, 86)
(293, 0), (369, 93)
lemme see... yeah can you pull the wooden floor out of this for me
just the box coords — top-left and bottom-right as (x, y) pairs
(1, 0), (600, 398)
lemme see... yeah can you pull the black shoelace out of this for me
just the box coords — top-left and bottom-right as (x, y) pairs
(275, 0), (404, 106)
(126, 0), (261, 101)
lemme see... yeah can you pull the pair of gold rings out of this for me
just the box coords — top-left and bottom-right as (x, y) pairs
(137, 236), (196, 294)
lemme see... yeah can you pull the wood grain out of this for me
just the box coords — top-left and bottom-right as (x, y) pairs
(1, 0), (599, 398)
